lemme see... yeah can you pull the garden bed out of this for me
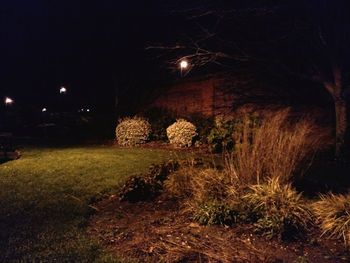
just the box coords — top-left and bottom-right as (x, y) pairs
(88, 193), (349, 263)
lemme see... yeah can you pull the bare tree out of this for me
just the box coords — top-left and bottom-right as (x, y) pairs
(151, 0), (350, 157)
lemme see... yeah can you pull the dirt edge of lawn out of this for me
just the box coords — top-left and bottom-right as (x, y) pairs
(87, 193), (349, 263)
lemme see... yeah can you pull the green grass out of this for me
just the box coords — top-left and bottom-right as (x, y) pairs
(0, 146), (178, 262)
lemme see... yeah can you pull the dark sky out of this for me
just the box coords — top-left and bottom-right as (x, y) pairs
(1, 1), (348, 113)
(0, 0), (180, 111)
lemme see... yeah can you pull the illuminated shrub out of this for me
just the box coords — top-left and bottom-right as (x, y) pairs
(115, 116), (151, 146)
(166, 119), (197, 147)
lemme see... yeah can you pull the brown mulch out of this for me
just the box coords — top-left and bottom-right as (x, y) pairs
(87, 194), (349, 263)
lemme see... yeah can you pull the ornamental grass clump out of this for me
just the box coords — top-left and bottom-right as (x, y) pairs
(115, 116), (151, 146)
(312, 193), (350, 246)
(243, 177), (313, 240)
(225, 109), (327, 185)
(166, 119), (197, 147)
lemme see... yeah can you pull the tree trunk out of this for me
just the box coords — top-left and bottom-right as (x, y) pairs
(324, 65), (348, 158)
(334, 97), (347, 157)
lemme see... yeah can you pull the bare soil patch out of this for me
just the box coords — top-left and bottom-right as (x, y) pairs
(87, 194), (349, 263)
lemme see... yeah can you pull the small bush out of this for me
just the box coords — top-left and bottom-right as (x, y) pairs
(115, 117), (151, 146)
(118, 176), (162, 202)
(207, 121), (236, 153)
(312, 193), (350, 246)
(119, 160), (179, 202)
(166, 119), (197, 147)
(207, 114), (261, 153)
(243, 177), (312, 240)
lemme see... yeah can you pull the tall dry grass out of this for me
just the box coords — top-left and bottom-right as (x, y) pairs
(225, 108), (328, 185)
(312, 193), (350, 246)
(165, 109), (329, 234)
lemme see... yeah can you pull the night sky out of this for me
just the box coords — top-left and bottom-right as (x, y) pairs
(1, 1), (349, 114)
(0, 0), (181, 112)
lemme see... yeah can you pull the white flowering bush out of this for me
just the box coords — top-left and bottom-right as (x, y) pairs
(166, 119), (197, 147)
(115, 117), (151, 146)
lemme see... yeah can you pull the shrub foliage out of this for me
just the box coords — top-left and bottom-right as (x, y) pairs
(166, 119), (197, 147)
(115, 117), (151, 146)
(119, 160), (179, 202)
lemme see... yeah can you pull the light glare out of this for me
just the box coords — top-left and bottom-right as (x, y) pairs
(59, 86), (67, 94)
(180, 60), (188, 69)
(5, 97), (14, 105)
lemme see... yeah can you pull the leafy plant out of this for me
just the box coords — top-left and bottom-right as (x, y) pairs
(119, 160), (179, 202)
(207, 114), (261, 153)
(207, 121), (236, 152)
(193, 201), (239, 226)
(166, 119), (197, 147)
(115, 116), (151, 146)
(312, 193), (350, 246)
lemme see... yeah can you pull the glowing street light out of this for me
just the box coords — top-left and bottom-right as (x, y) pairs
(42, 108), (47, 112)
(180, 60), (189, 69)
(59, 86), (67, 94)
(5, 97), (14, 106)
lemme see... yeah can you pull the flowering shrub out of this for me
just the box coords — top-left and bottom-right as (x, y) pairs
(166, 119), (197, 147)
(115, 117), (151, 146)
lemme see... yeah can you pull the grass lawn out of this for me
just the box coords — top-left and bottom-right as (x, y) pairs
(0, 146), (179, 262)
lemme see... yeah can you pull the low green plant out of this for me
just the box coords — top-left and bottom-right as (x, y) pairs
(166, 119), (197, 147)
(193, 201), (239, 225)
(244, 177), (312, 240)
(312, 193), (350, 246)
(115, 116), (151, 146)
(207, 121), (235, 152)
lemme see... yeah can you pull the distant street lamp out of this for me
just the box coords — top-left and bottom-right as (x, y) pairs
(42, 108), (47, 112)
(180, 60), (189, 69)
(59, 86), (67, 94)
(179, 59), (189, 77)
(5, 97), (14, 106)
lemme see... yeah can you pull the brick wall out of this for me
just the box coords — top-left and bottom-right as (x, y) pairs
(151, 76), (235, 117)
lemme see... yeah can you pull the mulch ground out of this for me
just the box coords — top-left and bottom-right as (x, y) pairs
(87, 194), (350, 263)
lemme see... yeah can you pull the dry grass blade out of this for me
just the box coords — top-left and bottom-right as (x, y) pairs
(312, 193), (350, 246)
(225, 108), (328, 185)
(151, 231), (268, 263)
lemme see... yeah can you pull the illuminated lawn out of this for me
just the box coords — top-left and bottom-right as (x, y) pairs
(0, 146), (178, 262)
